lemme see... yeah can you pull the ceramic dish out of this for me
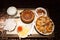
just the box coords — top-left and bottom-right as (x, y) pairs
(20, 9), (35, 24)
(7, 6), (17, 16)
(35, 16), (55, 35)
(4, 18), (17, 32)
(35, 7), (47, 17)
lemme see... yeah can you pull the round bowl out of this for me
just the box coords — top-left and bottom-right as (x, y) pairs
(35, 7), (47, 17)
(20, 10), (35, 24)
(35, 16), (55, 35)
(7, 6), (17, 16)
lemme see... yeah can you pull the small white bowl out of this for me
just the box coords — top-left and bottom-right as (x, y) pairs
(35, 7), (47, 17)
(4, 18), (16, 32)
(7, 6), (17, 16)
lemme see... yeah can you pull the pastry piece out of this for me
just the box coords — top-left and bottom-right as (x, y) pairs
(35, 16), (54, 35)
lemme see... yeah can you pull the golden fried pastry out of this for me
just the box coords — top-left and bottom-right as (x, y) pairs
(35, 16), (54, 35)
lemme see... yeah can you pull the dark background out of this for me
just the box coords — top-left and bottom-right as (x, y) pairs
(0, 0), (60, 40)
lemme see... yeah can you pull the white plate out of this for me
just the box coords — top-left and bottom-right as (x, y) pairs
(4, 18), (16, 32)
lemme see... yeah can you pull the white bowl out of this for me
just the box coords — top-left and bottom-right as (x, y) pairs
(7, 6), (17, 16)
(35, 7), (47, 17)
